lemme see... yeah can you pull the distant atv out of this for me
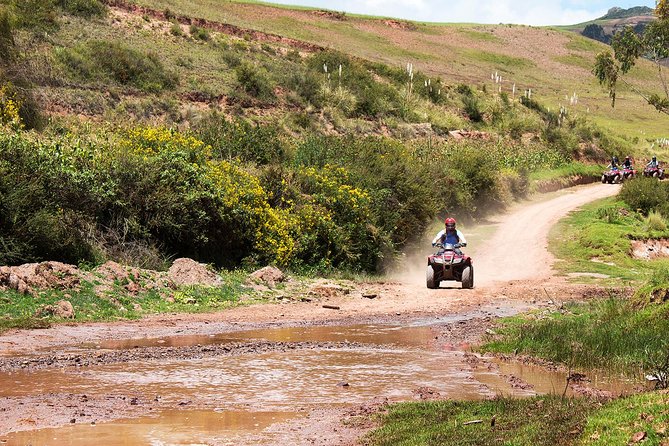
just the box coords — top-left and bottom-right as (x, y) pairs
(621, 166), (636, 181)
(601, 167), (622, 184)
(426, 243), (473, 289)
(643, 166), (665, 179)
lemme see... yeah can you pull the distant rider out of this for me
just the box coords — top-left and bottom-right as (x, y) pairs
(622, 156), (633, 169)
(432, 218), (467, 254)
(608, 156), (619, 170)
(647, 156), (660, 168)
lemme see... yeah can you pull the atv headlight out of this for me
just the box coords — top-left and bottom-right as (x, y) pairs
(433, 258), (444, 264)
(451, 258), (462, 264)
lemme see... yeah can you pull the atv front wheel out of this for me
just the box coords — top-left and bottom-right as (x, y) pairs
(601, 175), (606, 184)
(461, 266), (473, 289)
(426, 266), (437, 289)
(614, 174), (621, 184)
(654, 171), (659, 178)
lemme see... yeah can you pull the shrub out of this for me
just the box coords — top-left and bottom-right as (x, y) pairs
(56, 0), (106, 17)
(645, 210), (667, 232)
(235, 62), (275, 101)
(193, 114), (287, 165)
(56, 40), (178, 92)
(619, 177), (669, 215)
(189, 24), (209, 41)
(170, 22), (183, 37)
(462, 94), (483, 122)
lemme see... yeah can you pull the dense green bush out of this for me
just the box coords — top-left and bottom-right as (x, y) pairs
(619, 177), (669, 215)
(56, 40), (178, 92)
(235, 62), (275, 101)
(193, 114), (287, 165)
(56, 0), (106, 17)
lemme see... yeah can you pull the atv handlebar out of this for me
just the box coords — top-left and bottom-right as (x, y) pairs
(432, 242), (467, 248)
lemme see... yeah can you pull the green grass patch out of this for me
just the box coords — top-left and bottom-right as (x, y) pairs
(461, 49), (535, 69)
(482, 297), (669, 376)
(0, 271), (253, 334)
(553, 54), (593, 69)
(458, 29), (501, 43)
(581, 391), (669, 445)
(548, 197), (669, 283)
(363, 396), (597, 446)
(565, 36), (604, 53)
(363, 392), (669, 446)
(529, 162), (604, 184)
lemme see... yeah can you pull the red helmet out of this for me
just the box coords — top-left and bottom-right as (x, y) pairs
(445, 217), (456, 231)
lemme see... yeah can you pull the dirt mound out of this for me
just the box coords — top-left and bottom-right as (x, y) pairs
(35, 300), (75, 319)
(0, 262), (81, 295)
(383, 19), (416, 31)
(249, 266), (285, 288)
(631, 239), (669, 260)
(168, 258), (223, 287)
(312, 10), (346, 20)
(95, 261), (141, 283)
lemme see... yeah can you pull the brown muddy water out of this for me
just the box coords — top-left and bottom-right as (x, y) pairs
(1, 323), (630, 445)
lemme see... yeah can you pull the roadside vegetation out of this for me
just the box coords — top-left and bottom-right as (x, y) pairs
(364, 393), (669, 446)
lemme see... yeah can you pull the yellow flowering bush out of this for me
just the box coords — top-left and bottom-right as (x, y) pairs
(0, 83), (23, 131)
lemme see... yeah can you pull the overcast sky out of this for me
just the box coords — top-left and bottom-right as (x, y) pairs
(262, 0), (657, 26)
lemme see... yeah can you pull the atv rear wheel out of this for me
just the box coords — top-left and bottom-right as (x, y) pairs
(426, 265), (437, 289)
(614, 174), (621, 184)
(461, 266), (473, 289)
(654, 171), (659, 178)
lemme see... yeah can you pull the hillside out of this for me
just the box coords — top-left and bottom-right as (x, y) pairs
(98, 0), (667, 139)
(5, 0), (665, 141)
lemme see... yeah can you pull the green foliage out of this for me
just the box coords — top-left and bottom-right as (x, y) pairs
(56, 0), (106, 17)
(235, 61), (275, 101)
(645, 210), (667, 232)
(619, 177), (669, 215)
(483, 296), (669, 376)
(593, 8), (669, 115)
(193, 114), (287, 165)
(364, 396), (596, 446)
(189, 24), (209, 41)
(56, 40), (178, 92)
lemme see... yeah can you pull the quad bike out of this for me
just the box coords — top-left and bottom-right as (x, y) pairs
(426, 243), (473, 289)
(601, 167), (622, 184)
(643, 166), (665, 179)
(621, 167), (636, 180)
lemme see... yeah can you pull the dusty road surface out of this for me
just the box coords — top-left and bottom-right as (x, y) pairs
(0, 184), (620, 445)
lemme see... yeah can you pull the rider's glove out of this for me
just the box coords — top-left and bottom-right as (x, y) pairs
(460, 242), (467, 247)
(431, 242), (436, 247)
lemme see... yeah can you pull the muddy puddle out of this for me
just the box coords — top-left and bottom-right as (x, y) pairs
(71, 323), (439, 351)
(0, 323), (633, 445)
(5, 410), (301, 446)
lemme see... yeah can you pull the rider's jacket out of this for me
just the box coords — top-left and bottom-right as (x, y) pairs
(647, 160), (659, 168)
(432, 229), (467, 246)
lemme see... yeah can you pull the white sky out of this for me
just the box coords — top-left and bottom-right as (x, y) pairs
(262, 0), (657, 25)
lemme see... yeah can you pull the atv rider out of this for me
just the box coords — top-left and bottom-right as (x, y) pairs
(432, 218), (467, 254)
(647, 156), (660, 169)
(607, 156), (619, 170)
(622, 156), (633, 169)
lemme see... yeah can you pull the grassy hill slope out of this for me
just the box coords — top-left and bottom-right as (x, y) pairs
(115, 0), (667, 140)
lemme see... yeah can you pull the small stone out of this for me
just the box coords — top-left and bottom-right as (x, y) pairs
(630, 432), (647, 443)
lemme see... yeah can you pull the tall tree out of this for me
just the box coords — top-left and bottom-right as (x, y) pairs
(593, 0), (669, 115)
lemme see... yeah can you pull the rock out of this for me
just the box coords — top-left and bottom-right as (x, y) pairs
(630, 432), (647, 443)
(362, 293), (378, 299)
(249, 266), (285, 287)
(168, 258), (223, 287)
(35, 300), (75, 319)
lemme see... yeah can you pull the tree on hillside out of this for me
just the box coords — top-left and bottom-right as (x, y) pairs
(593, 0), (669, 115)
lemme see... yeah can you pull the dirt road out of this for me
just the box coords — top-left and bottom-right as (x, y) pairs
(0, 183), (619, 444)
